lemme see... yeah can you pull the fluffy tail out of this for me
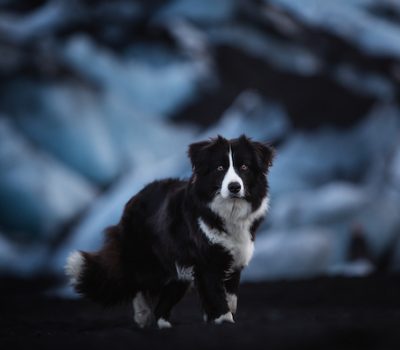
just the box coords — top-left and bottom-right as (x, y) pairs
(65, 227), (132, 305)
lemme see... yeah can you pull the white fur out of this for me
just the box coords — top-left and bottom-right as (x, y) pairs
(199, 196), (269, 270)
(210, 195), (269, 222)
(133, 292), (153, 328)
(226, 293), (237, 314)
(199, 217), (254, 270)
(157, 318), (172, 329)
(214, 312), (234, 324)
(221, 147), (245, 199)
(175, 263), (194, 281)
(65, 251), (84, 286)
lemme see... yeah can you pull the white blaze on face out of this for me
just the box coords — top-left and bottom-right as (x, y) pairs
(221, 147), (244, 199)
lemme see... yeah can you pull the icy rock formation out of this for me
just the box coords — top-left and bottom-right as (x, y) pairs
(243, 228), (336, 281)
(0, 233), (48, 277)
(268, 0), (400, 57)
(204, 90), (290, 141)
(1, 0), (400, 280)
(155, 0), (237, 24)
(0, 118), (96, 238)
(1, 82), (120, 185)
(269, 107), (400, 196)
(63, 35), (208, 118)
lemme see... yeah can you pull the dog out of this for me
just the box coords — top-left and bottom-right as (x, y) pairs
(65, 135), (274, 328)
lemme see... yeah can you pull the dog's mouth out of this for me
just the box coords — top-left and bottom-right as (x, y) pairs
(229, 193), (243, 199)
(215, 189), (246, 200)
(225, 192), (246, 200)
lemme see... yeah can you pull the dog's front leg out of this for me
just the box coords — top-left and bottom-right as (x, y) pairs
(224, 270), (241, 315)
(195, 271), (234, 324)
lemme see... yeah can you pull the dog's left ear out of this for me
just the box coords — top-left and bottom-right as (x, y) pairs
(253, 141), (275, 173)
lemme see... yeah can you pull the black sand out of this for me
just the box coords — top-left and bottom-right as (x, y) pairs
(1, 275), (400, 350)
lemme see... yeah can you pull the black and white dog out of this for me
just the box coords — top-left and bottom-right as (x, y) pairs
(66, 135), (274, 328)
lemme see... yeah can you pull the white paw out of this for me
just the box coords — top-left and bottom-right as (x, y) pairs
(226, 293), (237, 314)
(133, 292), (153, 328)
(214, 312), (234, 324)
(134, 310), (153, 328)
(157, 318), (172, 329)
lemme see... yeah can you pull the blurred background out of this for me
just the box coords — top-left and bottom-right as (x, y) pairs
(0, 0), (400, 289)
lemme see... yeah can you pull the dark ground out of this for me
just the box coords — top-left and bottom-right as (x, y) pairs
(1, 274), (400, 350)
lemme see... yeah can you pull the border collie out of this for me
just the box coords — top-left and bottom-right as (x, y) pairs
(66, 135), (274, 328)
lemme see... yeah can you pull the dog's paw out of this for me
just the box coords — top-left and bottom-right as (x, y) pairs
(133, 292), (154, 328)
(134, 309), (153, 328)
(157, 318), (172, 329)
(213, 312), (234, 324)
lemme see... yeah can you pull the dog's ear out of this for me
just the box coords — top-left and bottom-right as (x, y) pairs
(238, 135), (275, 172)
(187, 140), (212, 170)
(253, 141), (275, 173)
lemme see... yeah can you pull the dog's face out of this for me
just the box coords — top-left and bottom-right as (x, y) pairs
(188, 135), (274, 208)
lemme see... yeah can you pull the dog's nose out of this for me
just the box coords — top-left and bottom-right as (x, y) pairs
(228, 182), (241, 194)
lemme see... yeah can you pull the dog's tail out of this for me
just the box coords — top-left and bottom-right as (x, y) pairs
(65, 226), (132, 305)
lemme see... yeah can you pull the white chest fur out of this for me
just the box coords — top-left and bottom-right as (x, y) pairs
(198, 196), (269, 271)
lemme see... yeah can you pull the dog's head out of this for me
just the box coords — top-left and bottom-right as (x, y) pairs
(188, 135), (274, 207)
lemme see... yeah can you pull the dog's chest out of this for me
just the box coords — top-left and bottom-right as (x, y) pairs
(224, 220), (255, 269)
(198, 197), (268, 270)
(198, 217), (254, 270)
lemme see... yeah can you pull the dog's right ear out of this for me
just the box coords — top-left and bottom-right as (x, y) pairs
(187, 140), (211, 170)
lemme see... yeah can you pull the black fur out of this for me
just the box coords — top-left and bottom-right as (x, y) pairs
(68, 135), (274, 326)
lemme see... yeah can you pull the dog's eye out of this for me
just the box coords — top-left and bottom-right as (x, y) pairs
(240, 164), (248, 171)
(217, 165), (224, 171)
